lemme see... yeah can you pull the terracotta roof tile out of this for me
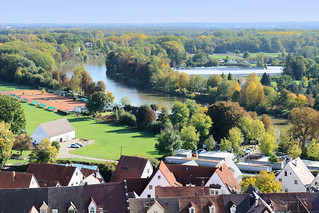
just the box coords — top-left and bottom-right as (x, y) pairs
(158, 161), (182, 187)
(110, 155), (149, 182)
(27, 163), (76, 186)
(0, 171), (35, 189)
(215, 163), (241, 193)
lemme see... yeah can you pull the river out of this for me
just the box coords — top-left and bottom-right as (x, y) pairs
(63, 59), (283, 108)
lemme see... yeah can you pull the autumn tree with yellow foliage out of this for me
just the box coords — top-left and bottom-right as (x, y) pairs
(240, 73), (264, 109)
(241, 170), (282, 193)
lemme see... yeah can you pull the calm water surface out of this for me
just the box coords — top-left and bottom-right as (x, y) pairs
(63, 59), (283, 108)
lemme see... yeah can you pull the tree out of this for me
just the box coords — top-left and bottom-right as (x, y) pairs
(256, 52), (265, 67)
(80, 69), (93, 95)
(259, 132), (278, 156)
(86, 91), (108, 114)
(189, 112), (212, 141)
(220, 138), (232, 152)
(260, 114), (273, 132)
(31, 138), (57, 163)
(176, 72), (190, 91)
(170, 102), (189, 126)
(52, 141), (61, 152)
(0, 95), (26, 134)
(136, 105), (150, 129)
(13, 133), (32, 155)
(0, 121), (14, 166)
(204, 135), (215, 151)
(260, 72), (271, 86)
(243, 51), (250, 59)
(227, 73), (233, 81)
(155, 126), (182, 156)
(180, 126), (199, 150)
(227, 127), (244, 154)
(106, 91), (115, 103)
(150, 104), (159, 112)
(241, 170), (281, 193)
(207, 101), (247, 141)
(144, 108), (157, 128)
(186, 99), (200, 118)
(240, 73), (264, 109)
(288, 140), (302, 158)
(120, 96), (131, 106)
(239, 117), (265, 142)
(98, 161), (117, 182)
(228, 81), (241, 100)
(207, 75), (222, 88)
(96, 81), (106, 93)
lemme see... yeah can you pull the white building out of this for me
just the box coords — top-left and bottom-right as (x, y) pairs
(140, 161), (182, 198)
(31, 118), (75, 144)
(276, 157), (314, 192)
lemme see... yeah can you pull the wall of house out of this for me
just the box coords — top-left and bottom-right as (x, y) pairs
(50, 130), (75, 143)
(276, 164), (307, 192)
(310, 174), (319, 190)
(147, 203), (164, 213)
(141, 160), (153, 179)
(140, 170), (171, 198)
(29, 176), (40, 188)
(81, 175), (100, 185)
(31, 126), (49, 144)
(205, 172), (230, 194)
(68, 168), (84, 186)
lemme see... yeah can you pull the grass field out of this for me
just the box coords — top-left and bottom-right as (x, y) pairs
(0, 81), (32, 92)
(21, 103), (159, 160)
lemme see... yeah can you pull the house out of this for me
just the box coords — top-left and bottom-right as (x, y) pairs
(175, 149), (192, 158)
(81, 167), (105, 185)
(276, 157), (314, 192)
(110, 155), (153, 182)
(0, 171), (39, 189)
(178, 196), (226, 213)
(129, 198), (179, 213)
(31, 118), (75, 144)
(27, 163), (83, 187)
(155, 186), (213, 197)
(205, 163), (241, 194)
(247, 192), (274, 213)
(140, 161), (182, 198)
(84, 42), (92, 48)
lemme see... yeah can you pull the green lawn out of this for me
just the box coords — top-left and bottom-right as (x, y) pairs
(58, 158), (106, 164)
(209, 54), (241, 60)
(0, 81), (32, 92)
(246, 53), (281, 57)
(21, 103), (159, 161)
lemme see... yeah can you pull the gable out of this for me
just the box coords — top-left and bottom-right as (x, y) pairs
(147, 200), (165, 213)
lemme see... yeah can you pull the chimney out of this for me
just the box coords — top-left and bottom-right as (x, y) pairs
(12, 171), (15, 182)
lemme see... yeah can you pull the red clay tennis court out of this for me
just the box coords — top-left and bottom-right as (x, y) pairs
(0, 90), (85, 112)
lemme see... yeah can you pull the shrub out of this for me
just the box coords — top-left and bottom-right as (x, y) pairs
(119, 111), (136, 127)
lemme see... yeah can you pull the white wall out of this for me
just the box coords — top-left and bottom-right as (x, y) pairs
(276, 164), (307, 192)
(81, 174), (100, 185)
(140, 170), (171, 198)
(50, 130), (75, 142)
(68, 167), (83, 186)
(205, 172), (230, 194)
(29, 175), (40, 188)
(141, 160), (153, 178)
(310, 174), (319, 190)
(31, 126), (49, 144)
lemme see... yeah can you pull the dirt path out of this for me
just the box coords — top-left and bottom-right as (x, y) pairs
(58, 139), (116, 162)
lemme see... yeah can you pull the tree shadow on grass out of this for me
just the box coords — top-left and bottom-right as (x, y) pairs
(146, 150), (159, 155)
(106, 127), (155, 138)
(67, 116), (93, 123)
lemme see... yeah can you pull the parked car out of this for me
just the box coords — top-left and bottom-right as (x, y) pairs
(75, 143), (83, 147)
(192, 151), (198, 157)
(196, 148), (206, 154)
(70, 143), (80, 148)
(244, 149), (251, 155)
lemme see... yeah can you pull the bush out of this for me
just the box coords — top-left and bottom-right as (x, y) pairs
(269, 153), (279, 163)
(119, 111), (136, 127)
(98, 161), (117, 182)
(52, 141), (60, 152)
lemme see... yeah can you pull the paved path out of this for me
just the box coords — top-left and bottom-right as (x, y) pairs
(58, 139), (116, 162)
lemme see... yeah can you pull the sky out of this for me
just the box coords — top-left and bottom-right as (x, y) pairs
(2, 0), (319, 24)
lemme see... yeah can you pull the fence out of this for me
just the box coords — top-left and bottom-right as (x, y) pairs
(48, 106), (56, 111)
(40, 103), (46, 108)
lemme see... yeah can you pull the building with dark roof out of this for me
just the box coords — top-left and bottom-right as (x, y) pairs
(27, 163), (83, 186)
(0, 171), (39, 189)
(31, 118), (75, 144)
(110, 155), (153, 182)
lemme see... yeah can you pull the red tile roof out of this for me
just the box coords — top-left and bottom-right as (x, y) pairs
(158, 161), (182, 187)
(0, 171), (35, 189)
(215, 163), (241, 193)
(27, 163), (77, 186)
(110, 155), (149, 182)
(166, 164), (216, 186)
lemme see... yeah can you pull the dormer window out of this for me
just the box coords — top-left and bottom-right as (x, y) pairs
(209, 205), (215, 213)
(90, 207), (96, 213)
(189, 206), (195, 213)
(68, 202), (76, 213)
(88, 198), (97, 213)
(230, 204), (236, 213)
(39, 201), (49, 213)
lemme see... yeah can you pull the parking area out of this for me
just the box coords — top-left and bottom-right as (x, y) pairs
(57, 139), (94, 159)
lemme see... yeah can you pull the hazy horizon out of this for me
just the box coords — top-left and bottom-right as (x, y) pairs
(2, 0), (319, 24)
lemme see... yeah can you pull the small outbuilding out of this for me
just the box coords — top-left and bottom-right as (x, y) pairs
(31, 118), (75, 144)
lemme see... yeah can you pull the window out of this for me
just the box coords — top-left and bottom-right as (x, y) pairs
(149, 185), (153, 190)
(147, 194), (151, 198)
(90, 207), (95, 213)
(76, 172), (78, 176)
(209, 205), (215, 213)
(52, 210), (58, 213)
(215, 191), (219, 195)
(154, 211), (158, 213)
(40, 210), (47, 213)
(68, 210), (75, 213)
(316, 182), (318, 186)
(222, 190), (225, 194)
(158, 175), (161, 179)
(284, 171), (287, 176)
(294, 180), (298, 184)
(98, 208), (103, 213)
(189, 206), (195, 213)
(279, 178), (282, 182)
